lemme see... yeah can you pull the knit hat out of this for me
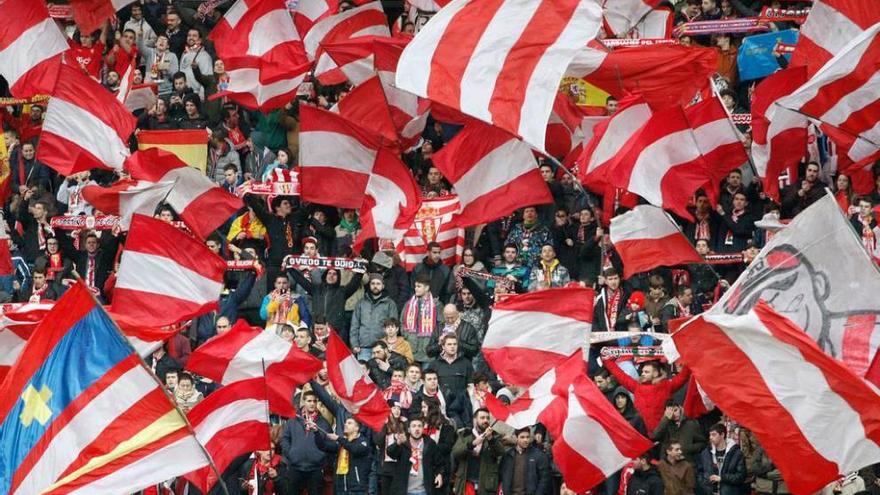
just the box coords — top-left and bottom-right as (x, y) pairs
(628, 291), (646, 309)
(371, 251), (393, 270)
(367, 272), (384, 284)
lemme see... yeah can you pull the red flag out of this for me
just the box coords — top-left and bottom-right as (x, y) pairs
(431, 121), (553, 228)
(0, 0), (68, 97)
(305, 3), (391, 85)
(186, 320), (322, 417)
(68, 0), (136, 33)
(790, 0), (880, 77)
(0, 303), (54, 381)
(326, 330), (390, 430)
(184, 378), (271, 493)
(673, 302), (880, 495)
(81, 179), (174, 229)
(609, 205), (704, 278)
(112, 215), (227, 326)
(211, 0), (308, 69)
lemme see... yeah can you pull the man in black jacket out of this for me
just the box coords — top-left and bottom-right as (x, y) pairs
(387, 417), (446, 495)
(697, 424), (748, 495)
(317, 417), (372, 494)
(499, 428), (550, 495)
(281, 390), (331, 495)
(71, 232), (119, 302)
(426, 304), (480, 360)
(245, 193), (304, 290)
(627, 453), (665, 495)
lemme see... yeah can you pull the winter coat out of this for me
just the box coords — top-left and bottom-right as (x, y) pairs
(412, 260), (452, 303)
(605, 359), (691, 432)
(317, 432), (373, 493)
(653, 416), (707, 463)
(528, 259), (571, 291)
(386, 436), (447, 495)
(452, 428), (505, 495)
(697, 440), (749, 495)
(280, 413), (332, 471)
(425, 320), (481, 360)
(289, 267), (364, 343)
(350, 290), (398, 349)
(505, 222), (554, 268)
(658, 459), (696, 495)
(627, 466), (665, 495)
(499, 445), (551, 495)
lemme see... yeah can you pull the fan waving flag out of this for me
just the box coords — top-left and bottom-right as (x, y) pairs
(326, 330), (390, 430)
(610, 205), (704, 279)
(0, 283), (212, 495)
(0, 0), (68, 97)
(673, 302), (880, 495)
(186, 320), (322, 417)
(397, 0), (603, 152)
(125, 148), (243, 239)
(482, 287), (594, 386)
(38, 64), (136, 176)
(81, 179), (175, 229)
(112, 215), (226, 327)
(432, 121), (552, 228)
(184, 378), (271, 494)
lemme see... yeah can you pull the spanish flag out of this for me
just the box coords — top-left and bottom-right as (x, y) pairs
(0, 132), (11, 206)
(137, 129), (209, 173)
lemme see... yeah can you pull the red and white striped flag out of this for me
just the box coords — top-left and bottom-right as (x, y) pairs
(184, 378), (271, 493)
(186, 320), (323, 417)
(603, 0), (662, 37)
(113, 214), (226, 327)
(776, 23), (880, 168)
(431, 121), (552, 227)
(397, 196), (465, 271)
(789, 0), (880, 77)
(331, 75), (402, 143)
(81, 179), (174, 229)
(213, 56), (311, 111)
(673, 302), (880, 495)
(292, 0), (337, 38)
(211, 0), (308, 68)
(0, 303), (53, 381)
(396, 0), (603, 152)
(545, 93), (588, 161)
(0, 0), (68, 97)
(553, 375), (654, 493)
(610, 205), (703, 279)
(326, 330), (391, 430)
(38, 64), (136, 176)
(482, 287), (594, 386)
(305, 2), (390, 85)
(322, 35), (408, 86)
(125, 148), (243, 240)
(751, 66), (808, 202)
(300, 104), (422, 248)
(607, 97), (747, 220)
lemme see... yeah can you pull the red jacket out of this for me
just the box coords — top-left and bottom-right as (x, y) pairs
(604, 358), (691, 432)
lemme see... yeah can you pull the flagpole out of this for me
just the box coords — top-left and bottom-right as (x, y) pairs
(260, 358), (273, 449)
(708, 76), (760, 178)
(541, 153), (597, 209)
(75, 274), (230, 495)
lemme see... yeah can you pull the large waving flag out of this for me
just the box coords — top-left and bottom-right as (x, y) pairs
(0, 283), (211, 495)
(326, 330), (390, 430)
(609, 205), (704, 278)
(0, 0), (68, 97)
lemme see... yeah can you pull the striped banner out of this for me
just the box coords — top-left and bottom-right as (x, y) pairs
(137, 130), (209, 173)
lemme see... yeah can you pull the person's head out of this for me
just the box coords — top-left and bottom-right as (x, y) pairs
(177, 372), (194, 392)
(685, 0), (701, 16)
(274, 275), (290, 292)
(155, 34), (169, 52)
(515, 427), (532, 450)
(272, 197), (293, 216)
(440, 333), (458, 357)
(31, 267), (46, 289)
(614, 390), (630, 411)
(443, 304), (459, 325)
(403, 21), (415, 34)
(639, 361), (662, 384)
(461, 247), (477, 267)
(666, 441), (684, 463)
(172, 71), (188, 92)
(364, 274), (383, 296)
(273, 147), (292, 165)
(215, 316), (231, 334)
(578, 208), (595, 225)
(605, 96), (618, 115)
(836, 173), (851, 192)
(21, 142), (35, 160)
(279, 324), (295, 342)
(859, 197), (874, 218)
(502, 243), (518, 263)
(540, 243), (556, 263)
(302, 390), (318, 413)
(423, 370), (439, 392)
(414, 275), (432, 297)
(165, 369), (179, 389)
(406, 364), (421, 383)
(324, 267), (339, 285)
(426, 242), (442, 264)
(732, 191), (748, 211)
(701, 0), (717, 14)
(30, 199), (48, 221)
(343, 417), (360, 437)
(166, 11), (182, 30)
(206, 235), (222, 254)
(372, 341), (389, 361)
(391, 368), (404, 383)
(695, 238), (711, 255)
(186, 28), (202, 47)
(727, 169), (742, 189)
(708, 423), (727, 448)
(805, 161), (820, 183)
(473, 407), (491, 431)
(408, 417), (424, 439)
(714, 32), (731, 49)
(459, 286), (475, 307)
(540, 164), (554, 182)
(632, 452), (652, 471)
(313, 317), (328, 337)
(294, 327), (311, 350)
(603, 268), (620, 290)
(720, 89), (736, 111)
(381, 317), (400, 338)
(223, 164), (238, 185)
(158, 205), (175, 222)
(184, 95), (200, 117)
(120, 29), (136, 49)
(522, 206), (538, 224)
(426, 166), (443, 186)
(44, 236), (60, 254)
(105, 70), (120, 87)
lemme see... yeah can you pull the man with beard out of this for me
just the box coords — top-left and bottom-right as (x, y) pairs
(603, 359), (691, 432)
(387, 418), (446, 495)
(452, 408), (504, 495)
(351, 273), (399, 361)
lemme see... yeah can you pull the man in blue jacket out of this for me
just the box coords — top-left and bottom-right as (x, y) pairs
(281, 390), (331, 495)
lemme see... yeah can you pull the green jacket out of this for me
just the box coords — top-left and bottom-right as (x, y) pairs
(652, 416), (707, 462)
(452, 428), (504, 495)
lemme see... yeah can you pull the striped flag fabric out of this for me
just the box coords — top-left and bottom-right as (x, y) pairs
(609, 205), (703, 279)
(304, 2), (391, 85)
(0, 0), (68, 97)
(396, 0), (603, 152)
(672, 301), (880, 495)
(212, 57), (311, 112)
(81, 179), (175, 229)
(125, 148), (243, 240)
(136, 129), (209, 174)
(292, 0), (337, 37)
(789, 0), (880, 77)
(0, 303), (53, 382)
(397, 195), (465, 271)
(186, 320), (323, 417)
(776, 23), (880, 168)
(211, 0), (308, 68)
(431, 121), (552, 228)
(184, 378), (271, 494)
(603, 0), (662, 37)
(0, 282), (212, 495)
(112, 214), (227, 327)
(482, 287), (594, 386)
(326, 330), (391, 430)
(37, 64), (136, 176)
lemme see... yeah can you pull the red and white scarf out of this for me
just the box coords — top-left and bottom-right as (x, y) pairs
(403, 295), (436, 336)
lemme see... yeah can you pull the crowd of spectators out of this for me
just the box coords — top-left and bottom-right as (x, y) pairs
(2, 1), (880, 495)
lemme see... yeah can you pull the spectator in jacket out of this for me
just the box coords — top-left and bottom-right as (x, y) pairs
(628, 453), (665, 495)
(697, 424), (749, 495)
(400, 275), (442, 363)
(426, 304), (480, 360)
(244, 194), (304, 290)
(714, 192), (755, 253)
(490, 243), (530, 292)
(594, 268), (630, 332)
(72, 232), (119, 302)
(411, 242), (452, 303)
(505, 206), (553, 267)
(14, 268), (57, 303)
(602, 358), (691, 432)
(352, 274), (400, 361)
(387, 417), (446, 495)
(452, 408), (505, 495)
(281, 390), (331, 495)
(660, 286), (696, 332)
(499, 427), (551, 495)
(658, 441), (696, 495)
(368, 341), (409, 389)
(289, 265), (364, 344)
(382, 317), (414, 364)
(528, 243), (571, 291)
(781, 162), (826, 218)
(426, 334), (472, 408)
(750, 443), (789, 495)
(652, 402), (706, 463)
(613, 388), (647, 436)
(317, 417), (372, 495)
(260, 274), (311, 332)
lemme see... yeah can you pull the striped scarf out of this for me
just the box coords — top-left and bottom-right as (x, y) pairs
(403, 295), (436, 336)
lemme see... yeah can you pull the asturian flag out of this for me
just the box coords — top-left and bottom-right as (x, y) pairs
(0, 282), (212, 495)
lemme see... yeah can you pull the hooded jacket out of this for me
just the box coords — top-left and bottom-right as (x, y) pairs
(351, 288), (399, 349)
(613, 387), (648, 436)
(697, 438), (749, 495)
(627, 465), (665, 495)
(289, 267), (364, 341)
